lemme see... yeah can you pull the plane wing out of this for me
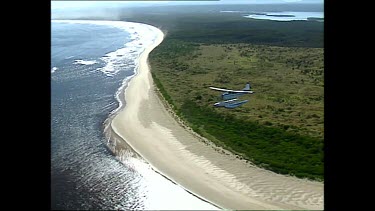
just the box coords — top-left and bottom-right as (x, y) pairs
(209, 87), (253, 93)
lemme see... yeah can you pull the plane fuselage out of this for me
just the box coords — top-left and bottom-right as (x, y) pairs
(214, 99), (249, 108)
(222, 92), (246, 100)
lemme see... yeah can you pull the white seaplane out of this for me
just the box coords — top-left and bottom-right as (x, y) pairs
(209, 82), (254, 108)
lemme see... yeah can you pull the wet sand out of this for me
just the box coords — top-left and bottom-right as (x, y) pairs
(111, 27), (324, 210)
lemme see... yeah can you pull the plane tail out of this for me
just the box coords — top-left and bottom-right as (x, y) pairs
(243, 82), (251, 91)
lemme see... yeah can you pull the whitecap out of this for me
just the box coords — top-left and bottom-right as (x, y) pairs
(220, 10), (244, 13)
(51, 67), (58, 73)
(73, 60), (98, 65)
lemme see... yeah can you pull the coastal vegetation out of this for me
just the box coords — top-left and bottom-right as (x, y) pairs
(126, 5), (324, 180)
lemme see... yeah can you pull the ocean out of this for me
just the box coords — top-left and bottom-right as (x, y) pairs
(51, 20), (217, 210)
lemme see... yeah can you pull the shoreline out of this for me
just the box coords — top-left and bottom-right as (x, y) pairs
(109, 24), (323, 210)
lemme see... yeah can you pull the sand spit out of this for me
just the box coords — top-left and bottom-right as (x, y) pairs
(110, 25), (323, 210)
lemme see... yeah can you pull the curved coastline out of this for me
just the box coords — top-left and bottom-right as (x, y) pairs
(109, 24), (323, 210)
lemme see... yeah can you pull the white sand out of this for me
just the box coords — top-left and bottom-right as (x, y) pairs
(111, 27), (324, 210)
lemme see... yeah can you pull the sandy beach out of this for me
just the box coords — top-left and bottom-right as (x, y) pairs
(110, 27), (324, 210)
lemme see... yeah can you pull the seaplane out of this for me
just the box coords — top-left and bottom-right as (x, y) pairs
(209, 82), (254, 109)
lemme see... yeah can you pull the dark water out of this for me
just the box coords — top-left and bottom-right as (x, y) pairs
(51, 20), (217, 210)
(51, 21), (145, 210)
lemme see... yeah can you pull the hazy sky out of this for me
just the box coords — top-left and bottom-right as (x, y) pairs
(51, 0), (323, 10)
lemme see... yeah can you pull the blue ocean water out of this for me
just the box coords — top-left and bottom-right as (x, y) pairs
(51, 21), (217, 210)
(51, 22), (141, 210)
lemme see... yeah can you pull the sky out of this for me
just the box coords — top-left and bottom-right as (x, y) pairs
(51, 0), (323, 10)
